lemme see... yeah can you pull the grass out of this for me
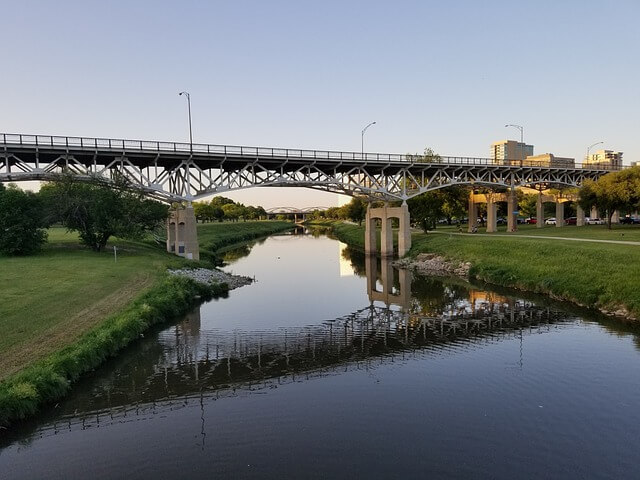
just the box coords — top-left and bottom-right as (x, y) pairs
(197, 220), (294, 257)
(0, 274), (224, 426)
(0, 221), (293, 426)
(434, 223), (640, 242)
(0, 228), (191, 380)
(322, 221), (640, 320)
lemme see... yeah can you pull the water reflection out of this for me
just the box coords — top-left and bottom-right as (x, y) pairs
(2, 253), (578, 447)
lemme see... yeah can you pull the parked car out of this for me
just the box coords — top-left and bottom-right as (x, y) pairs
(620, 216), (640, 224)
(525, 217), (537, 224)
(497, 217), (507, 225)
(587, 217), (605, 225)
(545, 217), (557, 225)
(565, 217), (577, 225)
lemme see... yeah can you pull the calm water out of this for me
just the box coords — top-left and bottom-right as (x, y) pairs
(2, 229), (640, 479)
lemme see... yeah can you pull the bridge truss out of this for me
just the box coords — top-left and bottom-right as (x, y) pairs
(1, 133), (617, 202)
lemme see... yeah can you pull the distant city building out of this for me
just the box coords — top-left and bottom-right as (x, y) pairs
(525, 153), (575, 168)
(491, 140), (534, 163)
(631, 161), (639, 167)
(584, 149), (623, 169)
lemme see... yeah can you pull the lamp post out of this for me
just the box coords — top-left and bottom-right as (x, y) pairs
(179, 91), (193, 152)
(505, 124), (524, 162)
(361, 121), (376, 159)
(586, 141), (604, 164)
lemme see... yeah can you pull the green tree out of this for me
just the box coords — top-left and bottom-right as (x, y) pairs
(579, 167), (640, 229)
(221, 203), (244, 222)
(0, 184), (48, 255)
(345, 197), (367, 225)
(408, 192), (443, 232)
(40, 177), (169, 251)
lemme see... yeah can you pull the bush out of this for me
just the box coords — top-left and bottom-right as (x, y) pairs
(0, 184), (48, 255)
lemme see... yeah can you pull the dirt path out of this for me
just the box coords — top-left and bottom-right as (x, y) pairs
(0, 273), (155, 381)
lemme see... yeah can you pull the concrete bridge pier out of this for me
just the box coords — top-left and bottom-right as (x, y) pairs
(507, 189), (517, 232)
(486, 196), (497, 233)
(555, 201), (565, 227)
(167, 206), (200, 261)
(468, 192), (477, 233)
(365, 203), (411, 257)
(536, 193), (545, 228)
(576, 205), (586, 226)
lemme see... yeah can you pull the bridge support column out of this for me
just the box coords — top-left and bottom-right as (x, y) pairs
(555, 201), (565, 227)
(486, 197), (497, 233)
(365, 206), (378, 254)
(380, 212), (394, 257)
(507, 188), (517, 232)
(576, 205), (585, 226)
(365, 203), (410, 256)
(397, 202), (411, 256)
(167, 206), (200, 261)
(536, 193), (544, 228)
(468, 191), (477, 232)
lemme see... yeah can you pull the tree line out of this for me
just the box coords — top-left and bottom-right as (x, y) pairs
(193, 197), (267, 222)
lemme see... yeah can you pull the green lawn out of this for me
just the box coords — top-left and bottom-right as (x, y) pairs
(197, 220), (293, 253)
(0, 228), (187, 379)
(0, 221), (294, 380)
(432, 223), (640, 242)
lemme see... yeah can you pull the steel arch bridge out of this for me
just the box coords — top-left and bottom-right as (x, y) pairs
(266, 206), (330, 214)
(0, 133), (617, 203)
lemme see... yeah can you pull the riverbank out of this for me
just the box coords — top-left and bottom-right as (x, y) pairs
(0, 221), (294, 426)
(197, 220), (293, 260)
(319, 221), (640, 322)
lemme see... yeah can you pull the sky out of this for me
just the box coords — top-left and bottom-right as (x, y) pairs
(2, 0), (639, 208)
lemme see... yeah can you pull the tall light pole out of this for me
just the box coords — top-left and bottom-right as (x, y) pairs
(505, 124), (524, 162)
(586, 141), (604, 164)
(361, 121), (376, 158)
(179, 91), (193, 152)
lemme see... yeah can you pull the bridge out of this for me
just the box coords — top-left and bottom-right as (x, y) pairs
(1, 133), (618, 259)
(265, 206), (329, 223)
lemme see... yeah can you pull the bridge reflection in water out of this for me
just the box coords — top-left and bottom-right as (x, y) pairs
(6, 253), (582, 446)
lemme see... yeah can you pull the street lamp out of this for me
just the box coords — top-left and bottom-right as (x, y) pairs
(586, 141), (604, 164)
(361, 121), (376, 159)
(179, 91), (193, 152)
(505, 124), (524, 162)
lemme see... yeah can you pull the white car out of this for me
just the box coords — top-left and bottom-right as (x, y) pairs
(545, 217), (557, 225)
(586, 217), (605, 225)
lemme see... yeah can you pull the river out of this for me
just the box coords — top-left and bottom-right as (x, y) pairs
(2, 228), (640, 479)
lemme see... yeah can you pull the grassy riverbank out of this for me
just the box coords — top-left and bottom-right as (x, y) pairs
(322, 221), (640, 321)
(198, 221), (293, 258)
(0, 221), (292, 426)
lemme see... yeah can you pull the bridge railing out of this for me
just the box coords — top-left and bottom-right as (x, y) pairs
(1, 133), (623, 171)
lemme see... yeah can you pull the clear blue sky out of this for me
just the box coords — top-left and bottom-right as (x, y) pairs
(2, 0), (638, 207)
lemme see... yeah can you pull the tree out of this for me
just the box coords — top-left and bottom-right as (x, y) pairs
(406, 147), (442, 163)
(439, 187), (468, 224)
(221, 203), (244, 222)
(518, 193), (538, 218)
(40, 177), (169, 251)
(579, 167), (640, 229)
(408, 192), (443, 232)
(0, 184), (48, 255)
(344, 197), (367, 225)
